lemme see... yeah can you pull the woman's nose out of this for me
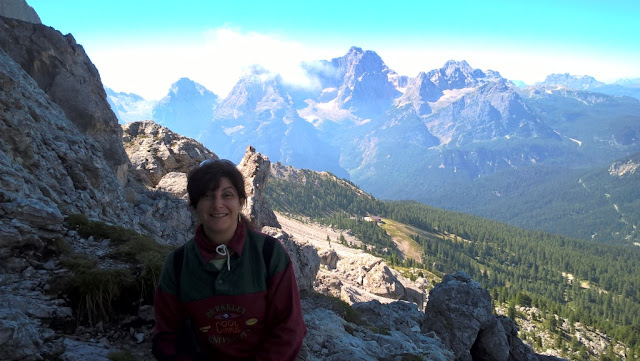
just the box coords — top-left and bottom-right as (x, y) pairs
(213, 197), (224, 207)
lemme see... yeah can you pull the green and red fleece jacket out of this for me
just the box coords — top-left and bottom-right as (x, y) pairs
(153, 224), (306, 361)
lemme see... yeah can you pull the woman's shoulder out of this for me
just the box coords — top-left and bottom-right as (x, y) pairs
(247, 229), (291, 270)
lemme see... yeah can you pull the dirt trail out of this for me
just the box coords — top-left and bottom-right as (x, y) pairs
(275, 212), (364, 257)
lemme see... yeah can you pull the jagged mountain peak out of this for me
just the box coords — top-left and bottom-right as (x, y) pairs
(337, 46), (389, 80)
(215, 69), (290, 118)
(443, 59), (473, 75)
(105, 87), (145, 102)
(426, 59), (502, 91)
(166, 77), (217, 99)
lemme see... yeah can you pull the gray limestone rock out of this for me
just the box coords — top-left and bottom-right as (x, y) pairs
(318, 248), (339, 270)
(122, 120), (217, 190)
(0, 16), (129, 182)
(0, 0), (41, 23)
(262, 227), (320, 291)
(362, 262), (405, 299)
(59, 338), (110, 361)
(422, 271), (506, 361)
(0, 309), (43, 361)
(238, 146), (280, 229)
(423, 271), (556, 361)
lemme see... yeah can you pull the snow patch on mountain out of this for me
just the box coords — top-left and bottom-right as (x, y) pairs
(298, 98), (362, 126)
(429, 88), (477, 112)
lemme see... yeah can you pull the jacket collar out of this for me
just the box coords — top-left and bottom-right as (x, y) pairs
(194, 220), (246, 263)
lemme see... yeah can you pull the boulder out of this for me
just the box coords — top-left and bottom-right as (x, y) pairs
(422, 271), (508, 361)
(318, 248), (339, 269)
(362, 262), (405, 299)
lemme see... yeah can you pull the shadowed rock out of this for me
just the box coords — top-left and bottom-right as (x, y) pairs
(0, 16), (129, 183)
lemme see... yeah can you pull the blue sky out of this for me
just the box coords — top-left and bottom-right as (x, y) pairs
(29, 0), (640, 100)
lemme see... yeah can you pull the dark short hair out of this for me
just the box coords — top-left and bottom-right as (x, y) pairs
(187, 159), (247, 209)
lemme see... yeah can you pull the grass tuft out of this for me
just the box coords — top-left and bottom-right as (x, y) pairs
(107, 349), (138, 361)
(58, 214), (173, 324)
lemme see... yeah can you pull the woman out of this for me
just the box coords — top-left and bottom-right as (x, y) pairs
(152, 159), (306, 361)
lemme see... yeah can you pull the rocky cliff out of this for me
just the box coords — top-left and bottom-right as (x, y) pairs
(0, 16), (130, 183)
(0, 0), (40, 23)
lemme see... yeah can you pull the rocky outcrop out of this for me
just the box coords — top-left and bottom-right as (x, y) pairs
(0, 16), (129, 183)
(609, 158), (640, 177)
(121, 120), (217, 197)
(318, 248), (338, 269)
(262, 227), (320, 291)
(238, 146), (280, 229)
(423, 271), (550, 361)
(122, 125), (280, 229)
(0, 0), (40, 23)
(329, 252), (423, 307)
(301, 293), (454, 361)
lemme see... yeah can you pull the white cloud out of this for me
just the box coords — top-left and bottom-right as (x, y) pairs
(86, 27), (341, 100)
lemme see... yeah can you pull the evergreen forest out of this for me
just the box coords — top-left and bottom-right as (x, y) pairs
(265, 169), (640, 355)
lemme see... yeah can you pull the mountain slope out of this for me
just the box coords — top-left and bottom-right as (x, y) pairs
(264, 163), (640, 356)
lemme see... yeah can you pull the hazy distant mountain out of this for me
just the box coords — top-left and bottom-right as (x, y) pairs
(199, 67), (348, 178)
(613, 78), (640, 87)
(536, 73), (640, 101)
(151, 77), (219, 140)
(105, 87), (155, 124)
(538, 73), (606, 90)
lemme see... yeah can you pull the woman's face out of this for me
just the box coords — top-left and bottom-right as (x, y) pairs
(196, 177), (244, 244)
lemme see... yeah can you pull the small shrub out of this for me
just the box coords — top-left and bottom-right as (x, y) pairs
(367, 325), (391, 335)
(52, 238), (73, 255)
(302, 291), (364, 325)
(107, 349), (138, 361)
(66, 214), (90, 227)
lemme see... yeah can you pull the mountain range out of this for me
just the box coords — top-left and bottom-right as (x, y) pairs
(107, 47), (640, 245)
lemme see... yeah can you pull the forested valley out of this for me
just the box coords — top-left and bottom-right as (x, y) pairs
(265, 169), (640, 357)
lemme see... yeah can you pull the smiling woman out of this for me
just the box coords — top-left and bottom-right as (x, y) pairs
(152, 159), (307, 360)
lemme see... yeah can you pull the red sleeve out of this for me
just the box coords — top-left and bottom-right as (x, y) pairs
(254, 262), (307, 361)
(152, 287), (189, 361)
